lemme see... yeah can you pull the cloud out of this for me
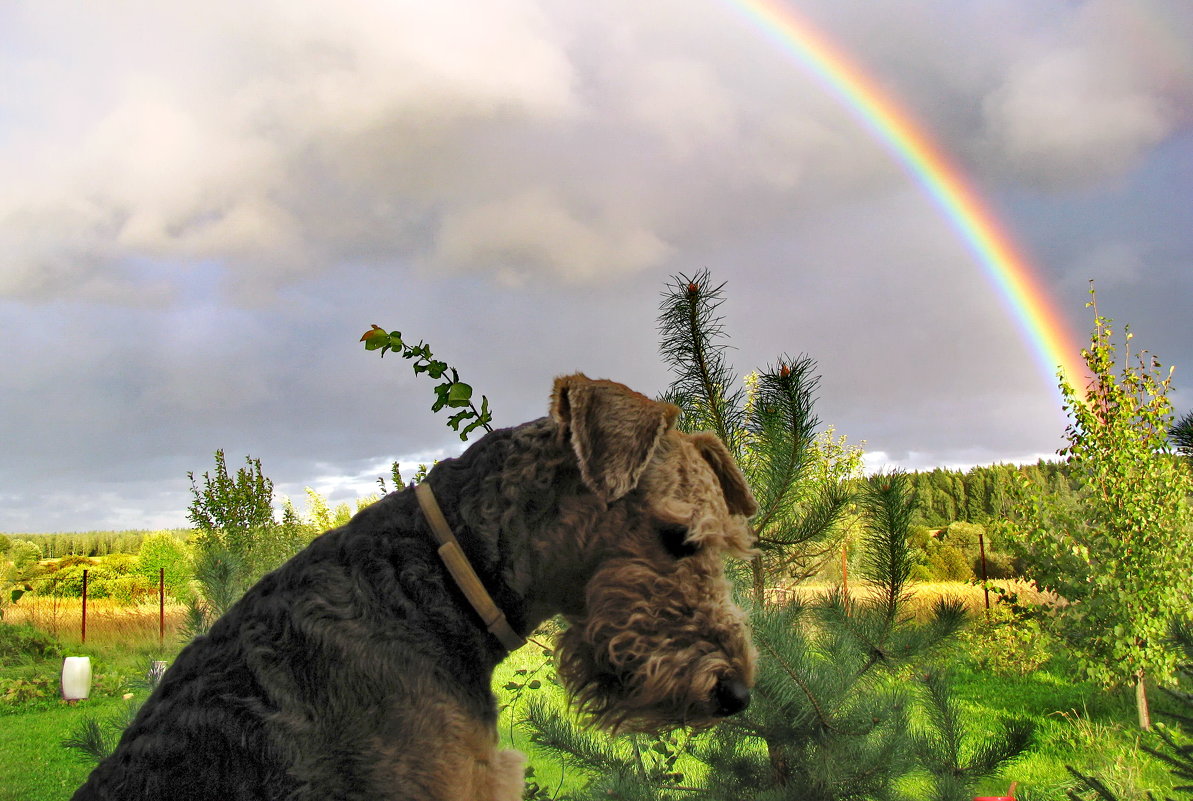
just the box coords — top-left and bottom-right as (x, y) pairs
(2, 0), (1190, 533)
(980, 0), (1193, 187)
(433, 187), (672, 284)
(0, 0), (578, 302)
(982, 49), (1173, 186)
(2, 0), (1071, 302)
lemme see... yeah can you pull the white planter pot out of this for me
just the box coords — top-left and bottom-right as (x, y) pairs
(61, 656), (92, 701)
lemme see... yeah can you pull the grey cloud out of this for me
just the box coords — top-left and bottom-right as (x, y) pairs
(1, 0), (580, 301)
(432, 187), (673, 284)
(1, 1), (1190, 531)
(983, 49), (1175, 186)
(980, 0), (1192, 187)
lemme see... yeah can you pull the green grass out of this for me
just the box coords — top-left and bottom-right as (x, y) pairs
(0, 628), (181, 801)
(948, 657), (1179, 801)
(1, 619), (1184, 801)
(0, 696), (129, 801)
(494, 636), (588, 797)
(0, 633), (580, 801)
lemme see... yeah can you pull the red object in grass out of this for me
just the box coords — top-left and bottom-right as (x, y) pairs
(974, 782), (1017, 801)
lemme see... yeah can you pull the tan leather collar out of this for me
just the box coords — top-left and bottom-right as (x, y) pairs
(414, 482), (526, 652)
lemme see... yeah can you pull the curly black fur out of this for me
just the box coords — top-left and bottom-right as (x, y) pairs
(72, 419), (559, 801)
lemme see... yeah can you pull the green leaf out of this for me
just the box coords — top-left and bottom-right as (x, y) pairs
(447, 409), (473, 430)
(461, 416), (488, 439)
(447, 382), (473, 406)
(359, 324), (387, 344)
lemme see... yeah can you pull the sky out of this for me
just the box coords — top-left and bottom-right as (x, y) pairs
(2, 0), (1191, 533)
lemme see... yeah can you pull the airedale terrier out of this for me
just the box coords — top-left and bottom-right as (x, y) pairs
(72, 373), (758, 801)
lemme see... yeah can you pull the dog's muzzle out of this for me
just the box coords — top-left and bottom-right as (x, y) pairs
(712, 677), (751, 716)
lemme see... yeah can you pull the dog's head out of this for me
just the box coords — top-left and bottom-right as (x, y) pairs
(548, 374), (758, 733)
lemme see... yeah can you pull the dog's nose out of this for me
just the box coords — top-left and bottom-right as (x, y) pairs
(713, 677), (751, 716)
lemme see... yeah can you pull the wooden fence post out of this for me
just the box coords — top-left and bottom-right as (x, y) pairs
(159, 567), (165, 647)
(978, 529), (991, 617)
(841, 545), (849, 615)
(81, 569), (88, 644)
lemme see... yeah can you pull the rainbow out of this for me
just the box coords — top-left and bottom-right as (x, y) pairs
(729, 0), (1086, 393)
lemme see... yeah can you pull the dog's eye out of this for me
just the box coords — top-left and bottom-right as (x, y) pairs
(658, 524), (698, 559)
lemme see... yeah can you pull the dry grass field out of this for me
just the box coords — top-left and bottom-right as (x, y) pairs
(5, 580), (1056, 647)
(766, 579), (1059, 619)
(3, 595), (189, 648)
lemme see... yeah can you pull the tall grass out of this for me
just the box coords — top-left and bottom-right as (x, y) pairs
(3, 597), (188, 649)
(768, 579), (1058, 619)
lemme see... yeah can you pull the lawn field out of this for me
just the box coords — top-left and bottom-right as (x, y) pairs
(0, 585), (1180, 801)
(0, 696), (128, 801)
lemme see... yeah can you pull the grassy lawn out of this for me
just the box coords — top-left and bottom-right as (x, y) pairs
(0, 645), (170, 801)
(0, 696), (128, 801)
(948, 659), (1176, 801)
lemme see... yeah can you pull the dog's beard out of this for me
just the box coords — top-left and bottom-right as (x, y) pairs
(553, 560), (755, 734)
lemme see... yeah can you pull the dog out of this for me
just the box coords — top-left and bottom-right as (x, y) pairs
(72, 374), (758, 801)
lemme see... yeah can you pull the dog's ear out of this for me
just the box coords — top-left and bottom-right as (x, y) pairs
(551, 374), (680, 503)
(689, 432), (758, 517)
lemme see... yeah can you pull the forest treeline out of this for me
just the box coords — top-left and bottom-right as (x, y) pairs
(0, 460), (1081, 587)
(0, 529), (191, 560)
(908, 459), (1080, 528)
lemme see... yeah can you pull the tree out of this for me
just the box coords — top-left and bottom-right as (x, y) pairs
(135, 533), (194, 602)
(187, 450), (277, 564)
(691, 474), (981, 801)
(1172, 410), (1193, 468)
(656, 271), (859, 601)
(8, 540), (41, 574)
(184, 451), (301, 637)
(363, 272), (1029, 798)
(524, 272), (1021, 800)
(1011, 286), (1193, 729)
(912, 668), (1033, 801)
(1066, 617), (1193, 801)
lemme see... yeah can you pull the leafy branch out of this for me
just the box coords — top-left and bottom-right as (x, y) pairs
(360, 325), (494, 441)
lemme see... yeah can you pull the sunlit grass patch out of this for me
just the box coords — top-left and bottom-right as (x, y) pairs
(4, 597), (188, 649)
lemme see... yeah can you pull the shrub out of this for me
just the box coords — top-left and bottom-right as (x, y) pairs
(910, 526), (980, 581)
(136, 534), (193, 602)
(0, 675), (55, 705)
(9, 540), (42, 573)
(959, 601), (1053, 676)
(41, 562), (121, 599)
(973, 549), (1016, 580)
(55, 555), (97, 570)
(106, 574), (157, 606)
(927, 543), (974, 581)
(101, 553), (138, 575)
(0, 621), (62, 666)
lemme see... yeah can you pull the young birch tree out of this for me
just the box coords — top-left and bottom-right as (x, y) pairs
(1014, 287), (1193, 729)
